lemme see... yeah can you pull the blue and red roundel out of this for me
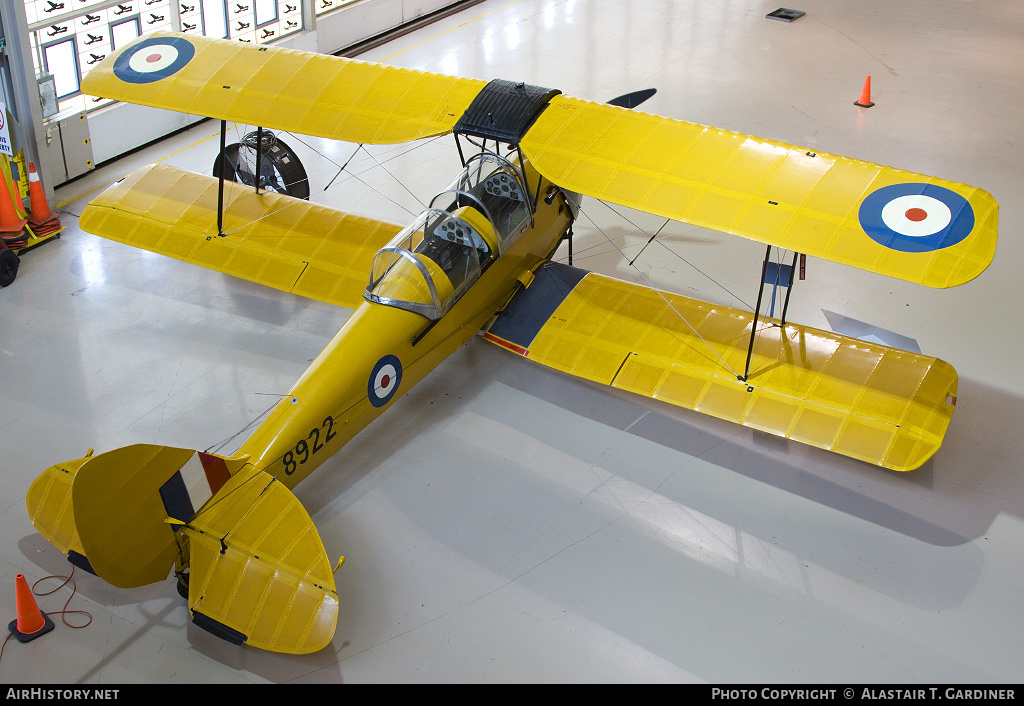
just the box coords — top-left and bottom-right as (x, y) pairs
(368, 355), (403, 408)
(858, 183), (974, 253)
(113, 36), (196, 84)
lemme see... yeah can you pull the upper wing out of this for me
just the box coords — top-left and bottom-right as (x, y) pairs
(80, 31), (486, 144)
(81, 32), (996, 287)
(80, 163), (402, 308)
(484, 262), (958, 472)
(519, 97), (997, 288)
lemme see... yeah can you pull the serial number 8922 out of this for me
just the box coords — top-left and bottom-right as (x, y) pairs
(283, 416), (338, 474)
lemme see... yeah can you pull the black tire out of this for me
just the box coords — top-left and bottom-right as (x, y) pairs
(0, 248), (19, 287)
(176, 570), (189, 600)
(212, 131), (310, 200)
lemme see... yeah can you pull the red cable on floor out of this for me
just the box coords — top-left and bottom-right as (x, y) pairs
(31, 567), (93, 629)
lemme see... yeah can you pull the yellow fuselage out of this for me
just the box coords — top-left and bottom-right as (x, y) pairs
(238, 166), (573, 489)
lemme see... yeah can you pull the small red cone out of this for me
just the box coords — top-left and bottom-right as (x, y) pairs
(8, 573), (55, 643)
(854, 75), (875, 108)
(0, 172), (27, 235)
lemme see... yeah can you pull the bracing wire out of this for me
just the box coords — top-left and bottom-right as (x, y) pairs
(329, 166), (423, 220)
(323, 143), (365, 191)
(206, 397), (282, 455)
(217, 131), (449, 237)
(359, 147), (429, 211)
(565, 198), (755, 311)
(566, 195), (742, 379)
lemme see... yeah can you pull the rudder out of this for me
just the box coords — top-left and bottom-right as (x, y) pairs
(73, 444), (252, 587)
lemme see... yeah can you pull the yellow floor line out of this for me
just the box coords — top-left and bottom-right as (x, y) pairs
(55, 124), (234, 209)
(381, 0), (524, 60)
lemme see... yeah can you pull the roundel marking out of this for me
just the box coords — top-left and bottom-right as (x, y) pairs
(858, 183), (974, 253)
(113, 36), (196, 84)
(368, 355), (403, 408)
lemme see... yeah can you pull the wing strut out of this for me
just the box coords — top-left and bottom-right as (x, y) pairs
(253, 126), (264, 195)
(741, 246), (800, 381)
(214, 120), (270, 234)
(216, 120), (227, 237)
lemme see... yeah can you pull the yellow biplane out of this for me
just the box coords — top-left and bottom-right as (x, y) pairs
(25, 32), (997, 654)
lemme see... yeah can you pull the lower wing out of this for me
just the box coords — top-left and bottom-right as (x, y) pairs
(80, 163), (403, 309)
(483, 262), (957, 472)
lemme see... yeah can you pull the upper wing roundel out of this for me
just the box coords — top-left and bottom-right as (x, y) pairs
(112, 35), (196, 84)
(858, 183), (974, 253)
(82, 31), (487, 145)
(518, 96), (997, 288)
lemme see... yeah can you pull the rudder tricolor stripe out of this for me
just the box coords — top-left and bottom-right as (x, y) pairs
(158, 451), (231, 522)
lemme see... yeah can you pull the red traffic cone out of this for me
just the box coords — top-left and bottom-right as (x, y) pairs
(8, 573), (55, 642)
(0, 172), (27, 235)
(854, 75), (875, 108)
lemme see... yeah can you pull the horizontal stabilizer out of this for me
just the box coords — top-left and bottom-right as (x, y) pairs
(184, 466), (339, 654)
(29, 444), (338, 652)
(80, 163), (403, 308)
(26, 454), (92, 568)
(485, 263), (958, 471)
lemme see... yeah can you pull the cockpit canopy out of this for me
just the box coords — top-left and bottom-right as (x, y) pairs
(365, 153), (534, 320)
(431, 152), (534, 249)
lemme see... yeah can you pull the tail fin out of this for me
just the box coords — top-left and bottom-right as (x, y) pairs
(27, 444), (339, 654)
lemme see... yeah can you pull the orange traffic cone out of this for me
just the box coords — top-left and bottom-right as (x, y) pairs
(26, 162), (63, 239)
(854, 75), (875, 108)
(0, 171), (27, 236)
(27, 162), (57, 227)
(8, 573), (55, 643)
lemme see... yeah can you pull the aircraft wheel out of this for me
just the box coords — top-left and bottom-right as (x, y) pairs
(213, 130), (310, 200)
(176, 571), (189, 600)
(0, 248), (19, 287)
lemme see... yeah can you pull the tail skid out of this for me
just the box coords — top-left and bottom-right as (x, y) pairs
(26, 444), (340, 654)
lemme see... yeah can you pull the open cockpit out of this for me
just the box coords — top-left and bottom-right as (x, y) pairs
(365, 153), (535, 320)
